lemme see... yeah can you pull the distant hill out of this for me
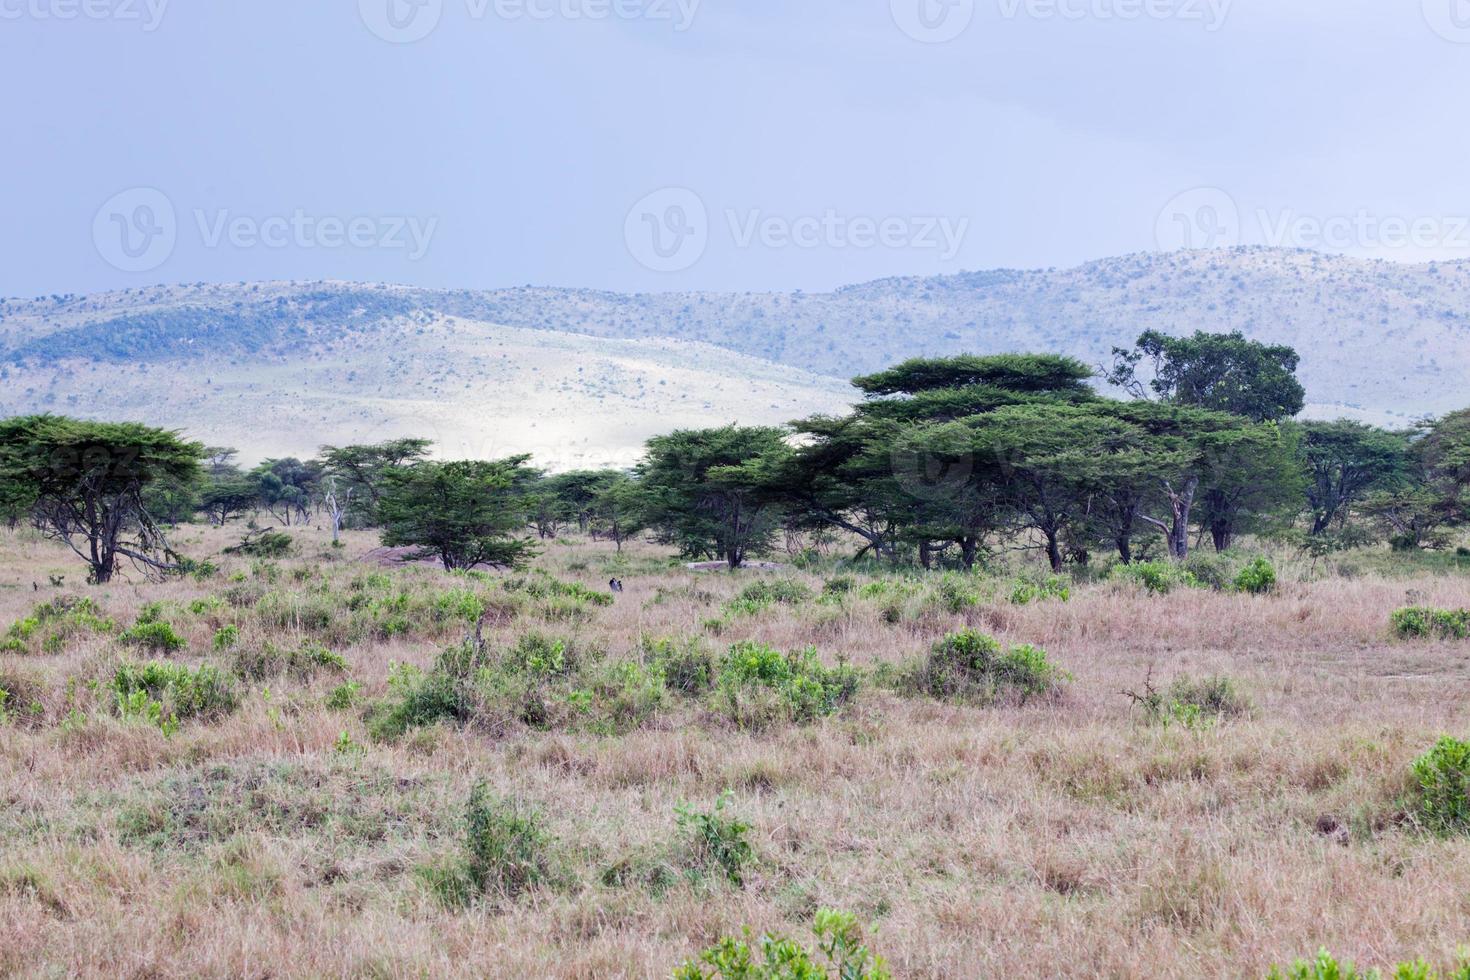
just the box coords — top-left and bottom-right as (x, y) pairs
(2, 247), (1466, 460)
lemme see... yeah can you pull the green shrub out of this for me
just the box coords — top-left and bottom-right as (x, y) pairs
(643, 636), (715, 696)
(113, 661), (237, 726)
(1181, 552), (1232, 591)
(1391, 607), (1470, 641)
(1127, 674), (1249, 729)
(232, 640), (347, 680)
(675, 909), (890, 980)
(714, 642), (860, 729)
(1266, 948), (1470, 980)
(226, 530), (294, 558)
(675, 790), (754, 886)
(916, 629), (1070, 705)
(932, 573), (981, 613)
(118, 620), (187, 653)
(1009, 575), (1070, 605)
(212, 625), (240, 651)
(1, 596), (115, 655)
(503, 573), (613, 608)
(1111, 560), (1201, 595)
(325, 681), (362, 711)
(421, 783), (554, 907)
(1408, 736), (1470, 835)
(1234, 557), (1278, 595)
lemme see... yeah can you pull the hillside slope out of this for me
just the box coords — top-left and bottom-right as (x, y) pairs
(3, 247), (1467, 451)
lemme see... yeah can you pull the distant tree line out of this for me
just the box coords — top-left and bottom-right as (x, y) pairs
(1, 330), (1467, 579)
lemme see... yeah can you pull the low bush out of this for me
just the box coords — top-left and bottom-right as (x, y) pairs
(1125, 673), (1249, 729)
(232, 640), (347, 680)
(113, 661), (237, 729)
(675, 790), (754, 886)
(915, 629), (1070, 705)
(1391, 607), (1470, 641)
(1267, 948), (1470, 979)
(643, 636), (715, 696)
(1111, 560), (1201, 596)
(1407, 736), (1470, 835)
(714, 641), (860, 729)
(118, 620), (187, 653)
(1009, 575), (1071, 605)
(674, 909), (890, 980)
(421, 783), (554, 907)
(1233, 557), (1278, 595)
(1, 596), (115, 655)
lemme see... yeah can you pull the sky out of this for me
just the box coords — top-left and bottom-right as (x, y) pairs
(3, 0), (1470, 297)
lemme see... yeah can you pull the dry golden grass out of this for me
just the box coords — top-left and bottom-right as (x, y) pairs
(2, 524), (1470, 978)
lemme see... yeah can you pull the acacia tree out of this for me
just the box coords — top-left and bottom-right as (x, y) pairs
(1108, 330), (1306, 422)
(1301, 420), (1409, 535)
(0, 415), (203, 583)
(638, 426), (789, 569)
(378, 458), (536, 571)
(588, 472), (647, 551)
(319, 438), (433, 526)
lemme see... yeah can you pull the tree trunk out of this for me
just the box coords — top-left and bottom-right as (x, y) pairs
(960, 536), (978, 571)
(1210, 519), (1234, 553)
(1045, 530), (1063, 573)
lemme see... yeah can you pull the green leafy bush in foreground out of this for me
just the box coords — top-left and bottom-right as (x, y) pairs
(714, 642), (860, 729)
(915, 629), (1070, 705)
(675, 790), (754, 886)
(1407, 736), (1470, 835)
(1391, 607), (1470, 641)
(675, 909), (890, 980)
(1111, 560), (1201, 596)
(420, 783), (554, 907)
(1, 596), (115, 655)
(1233, 557), (1278, 595)
(1266, 948), (1470, 979)
(112, 661), (237, 731)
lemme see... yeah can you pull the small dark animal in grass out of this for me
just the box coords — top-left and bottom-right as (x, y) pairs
(609, 579), (624, 594)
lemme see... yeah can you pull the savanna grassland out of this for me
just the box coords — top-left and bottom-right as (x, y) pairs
(3, 526), (1470, 978)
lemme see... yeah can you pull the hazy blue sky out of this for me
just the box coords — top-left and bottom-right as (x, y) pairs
(4, 0), (1470, 297)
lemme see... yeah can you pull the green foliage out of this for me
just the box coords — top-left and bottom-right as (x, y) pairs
(1107, 329), (1305, 422)
(1009, 575), (1071, 605)
(1127, 674), (1249, 729)
(1266, 949), (1470, 980)
(727, 579), (814, 616)
(1111, 560), (1201, 595)
(1, 596), (114, 655)
(674, 909), (891, 980)
(1233, 557), (1278, 595)
(113, 661), (237, 728)
(1391, 607), (1470, 641)
(211, 625), (239, 650)
(643, 636), (715, 696)
(1408, 737), (1470, 835)
(715, 642), (860, 729)
(916, 629), (1070, 704)
(118, 619), (186, 653)
(232, 640), (347, 680)
(325, 681), (362, 711)
(379, 458), (537, 572)
(0, 415), (204, 583)
(225, 529), (294, 558)
(675, 790), (754, 886)
(422, 783), (554, 907)
(502, 572), (614, 608)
